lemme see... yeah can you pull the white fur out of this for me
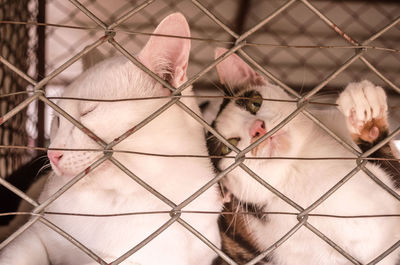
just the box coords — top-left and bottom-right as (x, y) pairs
(337, 80), (388, 135)
(213, 62), (400, 264)
(0, 14), (221, 265)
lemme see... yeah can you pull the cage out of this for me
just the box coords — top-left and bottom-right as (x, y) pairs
(0, 0), (399, 264)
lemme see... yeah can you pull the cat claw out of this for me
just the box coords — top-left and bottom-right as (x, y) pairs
(336, 80), (388, 143)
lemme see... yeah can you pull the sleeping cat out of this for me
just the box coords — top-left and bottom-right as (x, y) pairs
(209, 48), (400, 265)
(0, 13), (221, 265)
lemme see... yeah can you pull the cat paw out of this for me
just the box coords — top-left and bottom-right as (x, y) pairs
(336, 80), (389, 144)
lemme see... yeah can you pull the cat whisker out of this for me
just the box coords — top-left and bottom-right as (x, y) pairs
(206, 134), (215, 141)
(226, 206), (237, 234)
(37, 164), (51, 178)
(30, 154), (49, 164)
(231, 198), (242, 236)
(244, 184), (252, 229)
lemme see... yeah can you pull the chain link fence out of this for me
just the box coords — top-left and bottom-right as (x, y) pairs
(0, 0), (399, 264)
(0, 0), (38, 178)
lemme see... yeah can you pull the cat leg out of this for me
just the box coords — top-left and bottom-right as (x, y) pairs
(0, 229), (50, 265)
(336, 80), (389, 150)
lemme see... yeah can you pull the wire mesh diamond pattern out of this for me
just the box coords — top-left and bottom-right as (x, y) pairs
(0, 0), (399, 264)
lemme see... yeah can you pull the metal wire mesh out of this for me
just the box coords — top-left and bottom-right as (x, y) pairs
(0, 0), (399, 264)
(0, 0), (37, 178)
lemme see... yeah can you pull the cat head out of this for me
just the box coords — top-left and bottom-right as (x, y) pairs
(47, 13), (198, 183)
(209, 48), (311, 203)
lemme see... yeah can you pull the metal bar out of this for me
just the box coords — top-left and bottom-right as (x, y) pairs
(108, 39), (245, 152)
(361, 165), (400, 201)
(2, 146), (381, 162)
(298, 4), (400, 102)
(108, 0), (155, 30)
(297, 161), (366, 219)
(175, 42), (246, 95)
(300, 0), (359, 45)
(246, 217), (308, 265)
(0, 177), (38, 207)
(0, 1), (398, 264)
(362, 127), (400, 158)
(175, 99), (240, 153)
(39, 218), (107, 264)
(302, 111), (360, 156)
(35, 37), (107, 90)
(236, 50), (301, 98)
(191, 0), (239, 39)
(239, 163), (304, 212)
(0, 55), (37, 86)
(174, 156), (244, 211)
(359, 56), (400, 94)
(236, 0), (297, 44)
(125, 39), (250, 179)
(362, 16), (400, 45)
(31, 156), (108, 214)
(159, 38), (245, 158)
(68, 0), (107, 29)
(240, 103), (306, 156)
(109, 39), (176, 92)
(40, 96), (107, 147)
(111, 216), (180, 264)
(302, 50), (364, 100)
(106, 98), (179, 149)
(367, 239), (400, 265)
(107, 156), (177, 208)
(163, 9), (400, 264)
(177, 218), (238, 265)
(172, 42), (248, 154)
(236, 50), (361, 156)
(305, 222), (362, 264)
(0, 216), (41, 250)
(0, 93), (39, 125)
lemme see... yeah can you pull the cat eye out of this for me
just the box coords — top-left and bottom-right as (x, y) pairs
(220, 137), (241, 155)
(235, 90), (263, 115)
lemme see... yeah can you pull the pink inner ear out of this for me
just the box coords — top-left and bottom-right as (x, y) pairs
(215, 48), (266, 88)
(139, 13), (191, 88)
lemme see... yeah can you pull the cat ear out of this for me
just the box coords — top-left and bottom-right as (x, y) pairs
(215, 48), (266, 89)
(139, 13), (190, 91)
(82, 48), (106, 71)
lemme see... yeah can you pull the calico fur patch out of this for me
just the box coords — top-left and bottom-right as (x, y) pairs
(212, 195), (271, 265)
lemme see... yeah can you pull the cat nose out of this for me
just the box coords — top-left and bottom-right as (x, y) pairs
(48, 150), (63, 166)
(250, 119), (267, 138)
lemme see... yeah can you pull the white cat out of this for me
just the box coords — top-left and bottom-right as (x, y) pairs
(0, 13), (221, 265)
(210, 48), (399, 264)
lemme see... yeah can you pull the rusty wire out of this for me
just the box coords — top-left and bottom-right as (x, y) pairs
(2, 20), (400, 54)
